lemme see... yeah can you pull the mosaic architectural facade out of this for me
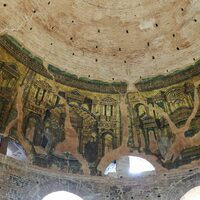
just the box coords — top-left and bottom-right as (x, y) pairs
(0, 34), (200, 176)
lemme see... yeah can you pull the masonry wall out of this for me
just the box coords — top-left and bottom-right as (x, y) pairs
(0, 155), (199, 200)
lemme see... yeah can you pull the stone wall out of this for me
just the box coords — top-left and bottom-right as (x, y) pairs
(0, 154), (199, 200)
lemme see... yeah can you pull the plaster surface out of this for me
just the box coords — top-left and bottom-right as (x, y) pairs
(0, 0), (200, 83)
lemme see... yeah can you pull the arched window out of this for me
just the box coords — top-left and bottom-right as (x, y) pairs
(6, 139), (26, 161)
(104, 156), (155, 177)
(42, 191), (83, 200)
(104, 160), (116, 175)
(0, 136), (26, 161)
(180, 186), (200, 200)
(129, 156), (155, 174)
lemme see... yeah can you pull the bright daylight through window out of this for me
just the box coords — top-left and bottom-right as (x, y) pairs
(180, 186), (200, 200)
(104, 156), (155, 176)
(42, 191), (83, 200)
(129, 156), (155, 174)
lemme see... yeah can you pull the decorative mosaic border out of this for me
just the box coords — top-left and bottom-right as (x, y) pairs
(135, 60), (200, 91)
(0, 34), (127, 94)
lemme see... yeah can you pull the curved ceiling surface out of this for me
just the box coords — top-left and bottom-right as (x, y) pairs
(0, 0), (200, 83)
